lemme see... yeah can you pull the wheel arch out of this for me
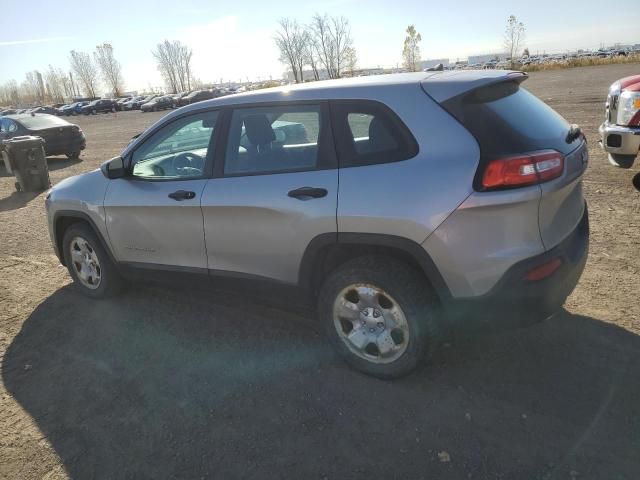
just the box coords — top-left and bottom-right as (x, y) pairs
(53, 211), (116, 267)
(299, 233), (452, 303)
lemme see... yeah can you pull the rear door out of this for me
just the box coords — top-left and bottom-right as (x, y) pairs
(104, 109), (220, 269)
(201, 102), (338, 283)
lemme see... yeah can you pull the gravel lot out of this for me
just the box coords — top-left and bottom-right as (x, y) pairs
(1, 64), (639, 479)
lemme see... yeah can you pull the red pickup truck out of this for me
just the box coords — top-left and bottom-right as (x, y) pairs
(599, 74), (640, 170)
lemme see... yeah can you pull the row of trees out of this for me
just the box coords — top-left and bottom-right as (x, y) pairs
(275, 14), (357, 83)
(0, 39), (194, 106)
(1, 15), (528, 106)
(0, 43), (124, 106)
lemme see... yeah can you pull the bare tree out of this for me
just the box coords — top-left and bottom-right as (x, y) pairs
(44, 66), (71, 103)
(152, 40), (194, 93)
(344, 47), (358, 75)
(69, 50), (99, 97)
(303, 39), (320, 81)
(309, 14), (354, 79)
(274, 18), (308, 83)
(94, 43), (124, 96)
(402, 25), (422, 72)
(504, 15), (525, 67)
(0, 80), (20, 106)
(21, 71), (43, 104)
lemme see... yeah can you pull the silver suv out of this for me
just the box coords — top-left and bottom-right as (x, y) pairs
(45, 71), (589, 378)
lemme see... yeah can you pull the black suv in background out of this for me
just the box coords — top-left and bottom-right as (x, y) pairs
(81, 99), (118, 115)
(177, 90), (216, 107)
(140, 95), (175, 112)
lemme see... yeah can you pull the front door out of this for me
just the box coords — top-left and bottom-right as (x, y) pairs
(201, 103), (338, 283)
(104, 110), (219, 269)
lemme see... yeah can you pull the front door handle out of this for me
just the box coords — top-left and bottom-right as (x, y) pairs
(168, 190), (196, 201)
(288, 187), (328, 200)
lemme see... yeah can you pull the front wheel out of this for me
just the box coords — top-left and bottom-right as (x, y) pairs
(608, 153), (636, 169)
(62, 223), (123, 298)
(318, 256), (440, 379)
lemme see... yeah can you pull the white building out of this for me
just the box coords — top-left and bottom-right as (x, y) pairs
(468, 53), (509, 64)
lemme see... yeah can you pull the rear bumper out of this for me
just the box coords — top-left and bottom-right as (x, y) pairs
(45, 135), (86, 156)
(599, 122), (640, 156)
(447, 205), (589, 328)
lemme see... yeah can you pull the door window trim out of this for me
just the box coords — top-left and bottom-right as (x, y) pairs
(213, 100), (337, 179)
(125, 108), (225, 182)
(329, 99), (419, 168)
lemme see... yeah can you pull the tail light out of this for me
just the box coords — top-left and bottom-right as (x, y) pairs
(525, 257), (562, 281)
(481, 150), (564, 190)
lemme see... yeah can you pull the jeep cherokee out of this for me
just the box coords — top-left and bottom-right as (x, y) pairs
(45, 71), (589, 378)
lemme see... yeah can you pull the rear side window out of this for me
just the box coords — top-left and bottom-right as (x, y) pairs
(331, 101), (418, 168)
(441, 81), (580, 158)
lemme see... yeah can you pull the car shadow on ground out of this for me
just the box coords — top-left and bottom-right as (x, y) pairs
(3, 284), (639, 479)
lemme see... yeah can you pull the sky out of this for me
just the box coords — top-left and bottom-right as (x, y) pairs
(1, 0), (639, 94)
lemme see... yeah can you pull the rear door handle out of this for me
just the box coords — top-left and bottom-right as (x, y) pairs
(287, 187), (328, 200)
(168, 190), (196, 201)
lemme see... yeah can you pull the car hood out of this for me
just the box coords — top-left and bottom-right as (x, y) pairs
(620, 75), (640, 92)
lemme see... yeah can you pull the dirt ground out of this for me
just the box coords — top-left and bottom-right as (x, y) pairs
(1, 64), (639, 479)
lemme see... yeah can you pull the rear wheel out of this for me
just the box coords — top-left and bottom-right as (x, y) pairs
(66, 151), (81, 159)
(608, 153), (636, 169)
(62, 223), (123, 298)
(318, 256), (440, 379)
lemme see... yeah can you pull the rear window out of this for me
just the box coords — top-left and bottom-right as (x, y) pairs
(18, 115), (71, 129)
(442, 81), (580, 158)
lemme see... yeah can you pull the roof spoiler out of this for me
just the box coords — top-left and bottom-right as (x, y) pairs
(421, 70), (528, 103)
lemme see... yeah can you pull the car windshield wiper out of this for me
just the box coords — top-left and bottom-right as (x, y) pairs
(566, 124), (582, 143)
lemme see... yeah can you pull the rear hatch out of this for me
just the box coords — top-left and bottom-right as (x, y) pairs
(435, 78), (587, 250)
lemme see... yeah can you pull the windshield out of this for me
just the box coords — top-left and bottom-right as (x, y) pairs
(18, 115), (71, 129)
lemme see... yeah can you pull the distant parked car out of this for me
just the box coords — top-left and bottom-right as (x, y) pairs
(59, 102), (89, 116)
(599, 74), (640, 169)
(177, 90), (215, 106)
(122, 96), (144, 110)
(0, 109), (17, 116)
(140, 95), (175, 112)
(0, 114), (85, 158)
(31, 106), (59, 115)
(128, 95), (158, 110)
(115, 97), (132, 111)
(81, 99), (118, 115)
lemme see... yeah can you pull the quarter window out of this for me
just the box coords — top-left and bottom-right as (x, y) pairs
(131, 111), (218, 179)
(332, 101), (418, 167)
(224, 105), (322, 175)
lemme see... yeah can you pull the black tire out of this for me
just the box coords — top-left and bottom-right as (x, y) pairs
(66, 151), (81, 159)
(608, 153), (636, 169)
(318, 255), (440, 379)
(632, 172), (640, 192)
(62, 222), (123, 299)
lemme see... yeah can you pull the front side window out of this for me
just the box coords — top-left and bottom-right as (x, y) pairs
(131, 110), (218, 179)
(332, 101), (418, 168)
(224, 105), (322, 175)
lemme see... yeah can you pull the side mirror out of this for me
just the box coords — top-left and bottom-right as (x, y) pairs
(101, 156), (126, 179)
